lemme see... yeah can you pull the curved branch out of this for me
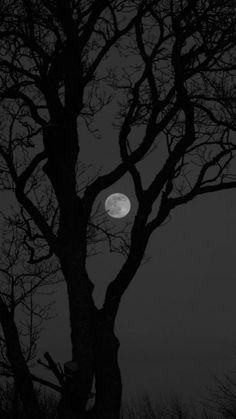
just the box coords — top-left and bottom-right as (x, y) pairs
(0, 143), (57, 250)
(167, 150), (236, 209)
(84, 1), (148, 83)
(0, 59), (41, 83)
(18, 151), (47, 190)
(1, 88), (47, 126)
(194, 102), (236, 131)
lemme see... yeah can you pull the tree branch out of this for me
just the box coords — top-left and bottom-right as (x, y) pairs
(18, 151), (47, 190)
(37, 351), (64, 387)
(0, 144), (57, 249)
(84, 1), (148, 83)
(1, 88), (47, 126)
(30, 373), (62, 393)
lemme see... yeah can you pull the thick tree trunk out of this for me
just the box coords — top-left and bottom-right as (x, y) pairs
(57, 356), (94, 419)
(43, 114), (123, 418)
(43, 115), (95, 418)
(57, 304), (122, 419)
(57, 252), (96, 419)
(91, 310), (122, 419)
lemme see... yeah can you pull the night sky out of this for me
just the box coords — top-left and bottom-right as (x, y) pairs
(0, 2), (235, 418)
(35, 104), (236, 405)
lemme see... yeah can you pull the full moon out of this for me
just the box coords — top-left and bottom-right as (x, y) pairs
(105, 193), (131, 218)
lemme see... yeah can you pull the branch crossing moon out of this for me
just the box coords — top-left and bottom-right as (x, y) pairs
(105, 193), (131, 218)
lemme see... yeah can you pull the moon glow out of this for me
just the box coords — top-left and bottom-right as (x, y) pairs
(105, 193), (131, 218)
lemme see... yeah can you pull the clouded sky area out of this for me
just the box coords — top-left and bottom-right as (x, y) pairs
(34, 102), (236, 405)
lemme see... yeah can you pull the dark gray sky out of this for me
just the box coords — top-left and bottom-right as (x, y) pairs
(0, 1), (235, 411)
(35, 107), (236, 405)
(37, 184), (236, 404)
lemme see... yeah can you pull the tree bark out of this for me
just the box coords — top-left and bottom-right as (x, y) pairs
(43, 116), (122, 418)
(91, 310), (122, 419)
(57, 304), (122, 419)
(57, 251), (96, 419)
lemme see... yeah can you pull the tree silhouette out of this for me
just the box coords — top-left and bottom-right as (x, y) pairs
(0, 0), (235, 418)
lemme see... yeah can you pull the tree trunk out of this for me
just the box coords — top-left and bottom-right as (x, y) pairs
(57, 306), (122, 419)
(57, 253), (96, 419)
(57, 366), (94, 419)
(91, 310), (122, 419)
(43, 114), (96, 418)
(0, 298), (42, 419)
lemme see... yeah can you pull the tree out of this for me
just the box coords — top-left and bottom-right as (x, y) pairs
(0, 212), (61, 418)
(203, 358), (236, 418)
(0, 0), (235, 418)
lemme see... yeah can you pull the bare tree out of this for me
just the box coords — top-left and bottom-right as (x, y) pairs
(0, 212), (61, 418)
(0, 0), (235, 418)
(203, 366), (236, 418)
